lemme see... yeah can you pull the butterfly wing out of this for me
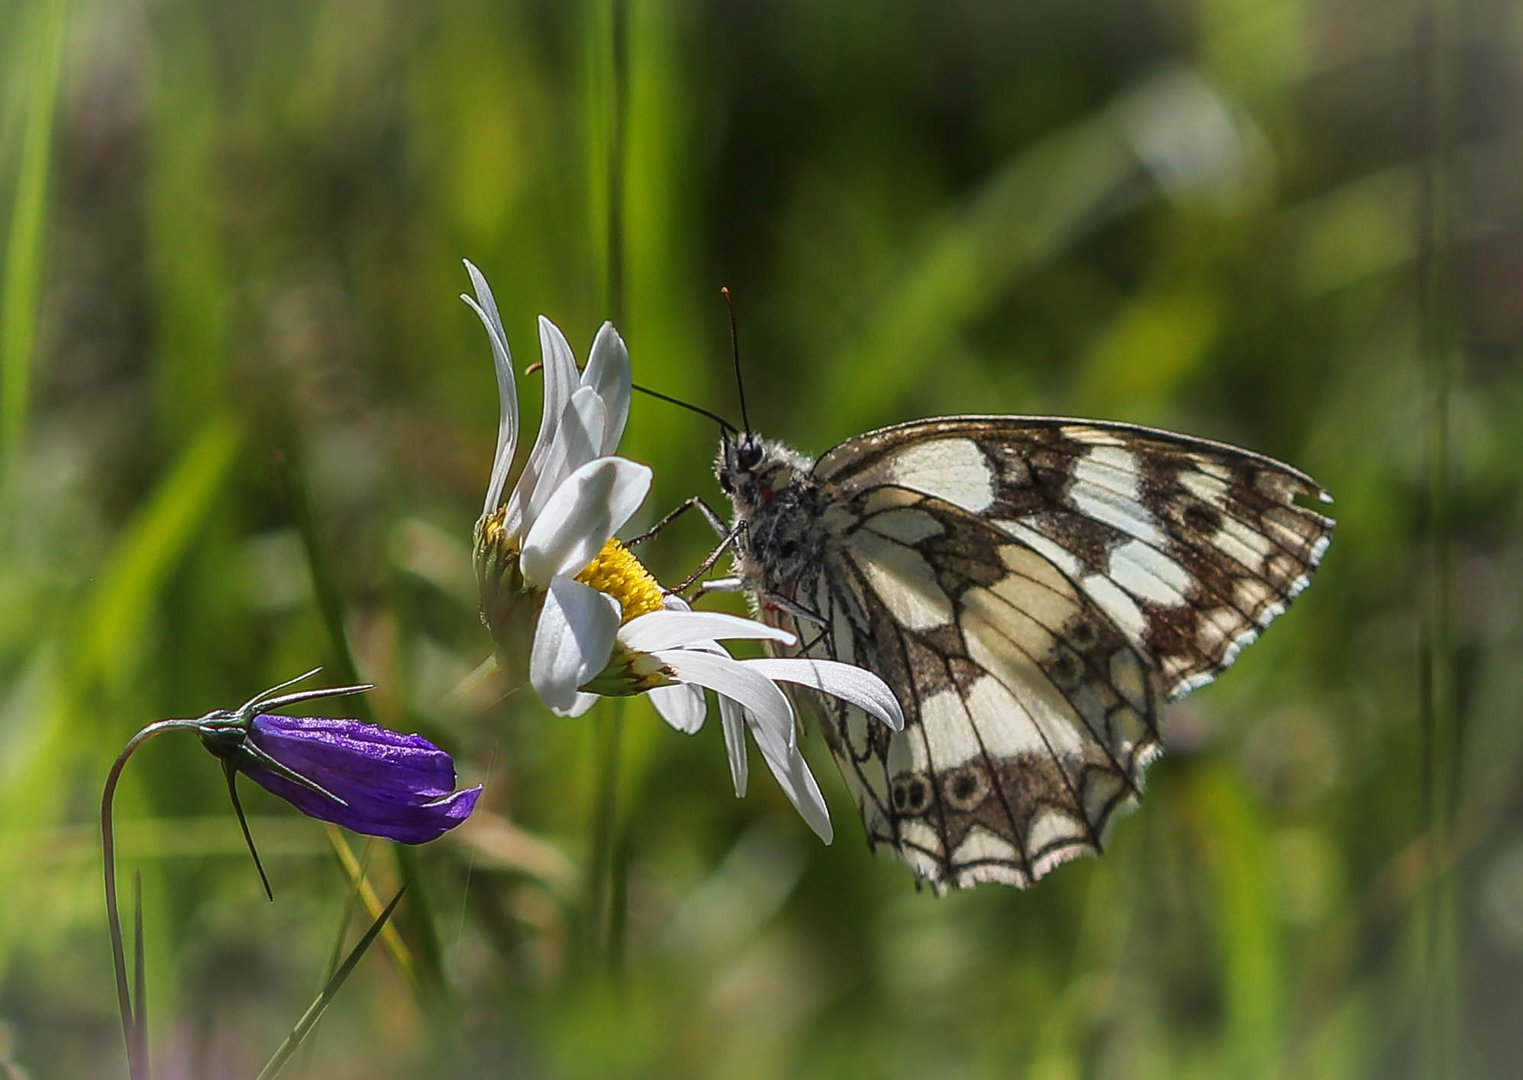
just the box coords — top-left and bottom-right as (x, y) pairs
(764, 415), (1332, 891)
(813, 416), (1334, 701)
(775, 485), (1164, 891)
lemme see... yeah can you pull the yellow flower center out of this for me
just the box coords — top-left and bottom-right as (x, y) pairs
(576, 539), (665, 623)
(480, 507), (508, 547)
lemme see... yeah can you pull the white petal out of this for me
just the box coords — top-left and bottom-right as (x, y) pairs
(649, 636), (727, 736)
(505, 316), (582, 534)
(537, 315), (580, 424)
(520, 457), (652, 585)
(741, 657), (904, 732)
(652, 648), (795, 744)
(462, 262), (518, 519)
(530, 577), (621, 713)
(582, 322), (632, 456)
(524, 386), (607, 526)
(649, 682), (708, 734)
(719, 695), (748, 796)
(618, 609), (795, 653)
(747, 710), (832, 844)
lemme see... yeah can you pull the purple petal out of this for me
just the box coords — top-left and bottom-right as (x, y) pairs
(251, 714), (458, 797)
(246, 772), (482, 843)
(244, 714), (480, 842)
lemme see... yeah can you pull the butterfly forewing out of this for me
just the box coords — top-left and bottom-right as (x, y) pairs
(723, 413), (1332, 892)
(813, 417), (1334, 700)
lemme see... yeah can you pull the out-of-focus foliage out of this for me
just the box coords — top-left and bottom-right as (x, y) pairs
(1, 0), (1520, 1076)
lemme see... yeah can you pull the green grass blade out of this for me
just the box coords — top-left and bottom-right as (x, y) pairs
(255, 887), (407, 1080)
(81, 417), (243, 689)
(0, 0), (67, 474)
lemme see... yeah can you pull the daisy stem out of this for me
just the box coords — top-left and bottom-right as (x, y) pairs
(578, 0), (630, 980)
(587, 698), (626, 972)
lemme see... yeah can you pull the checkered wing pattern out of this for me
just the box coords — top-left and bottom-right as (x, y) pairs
(725, 415), (1333, 892)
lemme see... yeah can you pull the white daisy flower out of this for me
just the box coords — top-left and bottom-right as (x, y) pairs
(464, 259), (646, 644)
(463, 261), (903, 840)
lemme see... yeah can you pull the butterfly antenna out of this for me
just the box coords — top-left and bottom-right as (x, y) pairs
(721, 286), (751, 436)
(631, 382), (737, 435)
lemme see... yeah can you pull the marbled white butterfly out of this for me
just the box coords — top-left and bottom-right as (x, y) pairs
(708, 414), (1333, 893)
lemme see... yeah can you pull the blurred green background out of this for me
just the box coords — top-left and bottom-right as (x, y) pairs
(2, 0), (1520, 1076)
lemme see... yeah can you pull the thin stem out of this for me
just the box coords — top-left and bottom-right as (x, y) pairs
(1, 0), (67, 478)
(132, 873), (146, 1075)
(255, 887), (408, 1080)
(322, 822), (421, 997)
(580, 0), (631, 985)
(587, 699), (625, 969)
(102, 717), (204, 1080)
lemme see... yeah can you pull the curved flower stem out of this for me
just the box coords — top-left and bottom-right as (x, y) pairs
(101, 717), (201, 1080)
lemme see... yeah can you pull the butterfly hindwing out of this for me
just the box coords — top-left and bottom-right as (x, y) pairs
(771, 486), (1163, 892)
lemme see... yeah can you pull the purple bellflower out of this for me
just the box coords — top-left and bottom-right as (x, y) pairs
(228, 713), (481, 842)
(197, 669), (482, 848)
(102, 670), (481, 1077)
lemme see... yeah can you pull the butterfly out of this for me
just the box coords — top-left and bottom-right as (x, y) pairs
(708, 415), (1333, 893)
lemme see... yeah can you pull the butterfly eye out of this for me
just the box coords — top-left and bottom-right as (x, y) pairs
(737, 440), (763, 470)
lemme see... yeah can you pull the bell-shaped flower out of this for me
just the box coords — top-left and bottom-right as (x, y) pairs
(197, 671), (481, 845)
(102, 671), (478, 1080)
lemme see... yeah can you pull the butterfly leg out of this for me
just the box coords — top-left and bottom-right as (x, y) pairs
(626, 496), (744, 597)
(685, 577), (825, 653)
(762, 592), (828, 630)
(669, 522), (747, 596)
(624, 496), (730, 547)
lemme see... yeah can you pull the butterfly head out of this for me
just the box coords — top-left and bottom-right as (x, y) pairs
(715, 432), (810, 512)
